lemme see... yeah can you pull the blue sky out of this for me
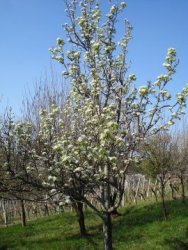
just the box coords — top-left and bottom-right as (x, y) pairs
(0, 0), (188, 117)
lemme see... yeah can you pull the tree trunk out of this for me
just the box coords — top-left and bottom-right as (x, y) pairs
(74, 201), (87, 237)
(20, 199), (26, 227)
(110, 209), (121, 217)
(151, 189), (158, 202)
(103, 212), (113, 250)
(44, 202), (49, 216)
(146, 178), (150, 197)
(2, 199), (8, 227)
(161, 184), (168, 220)
(102, 164), (113, 250)
(180, 174), (185, 203)
(169, 183), (176, 200)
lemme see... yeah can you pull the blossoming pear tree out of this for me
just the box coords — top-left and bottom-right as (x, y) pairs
(38, 103), (90, 236)
(0, 111), (42, 226)
(48, 0), (188, 249)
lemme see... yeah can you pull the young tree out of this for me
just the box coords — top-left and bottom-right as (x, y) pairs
(141, 132), (176, 219)
(173, 127), (188, 203)
(47, 1), (188, 249)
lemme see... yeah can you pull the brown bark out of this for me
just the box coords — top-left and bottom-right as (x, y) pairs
(103, 212), (113, 250)
(180, 174), (186, 203)
(20, 199), (26, 227)
(161, 184), (168, 220)
(74, 201), (87, 237)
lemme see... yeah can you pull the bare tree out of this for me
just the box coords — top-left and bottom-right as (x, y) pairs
(141, 132), (176, 219)
(173, 123), (188, 203)
(22, 67), (67, 131)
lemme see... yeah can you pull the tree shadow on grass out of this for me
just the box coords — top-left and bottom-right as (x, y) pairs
(164, 238), (188, 250)
(116, 199), (188, 228)
(163, 227), (188, 250)
(0, 245), (8, 250)
(111, 199), (188, 249)
(25, 235), (101, 250)
(63, 199), (188, 249)
(64, 225), (103, 250)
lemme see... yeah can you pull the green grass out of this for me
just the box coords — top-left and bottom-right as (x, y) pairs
(0, 199), (188, 250)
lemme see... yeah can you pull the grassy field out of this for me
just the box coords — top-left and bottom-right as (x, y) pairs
(0, 199), (188, 250)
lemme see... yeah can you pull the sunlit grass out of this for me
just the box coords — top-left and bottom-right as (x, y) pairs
(0, 199), (188, 250)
